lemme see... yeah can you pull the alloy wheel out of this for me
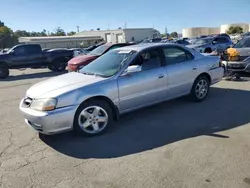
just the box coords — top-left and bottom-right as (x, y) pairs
(78, 106), (108, 134)
(195, 79), (208, 99)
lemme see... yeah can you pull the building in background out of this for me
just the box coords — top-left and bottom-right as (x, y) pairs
(18, 28), (159, 49)
(19, 35), (102, 48)
(182, 23), (250, 37)
(75, 28), (160, 43)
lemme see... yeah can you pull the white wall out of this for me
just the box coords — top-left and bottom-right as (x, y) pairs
(76, 29), (124, 43)
(124, 28), (154, 42)
(182, 27), (210, 37)
(76, 28), (155, 43)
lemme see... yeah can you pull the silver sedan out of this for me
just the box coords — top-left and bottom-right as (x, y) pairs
(20, 43), (224, 136)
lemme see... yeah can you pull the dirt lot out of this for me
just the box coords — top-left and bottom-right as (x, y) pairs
(1, 69), (250, 188)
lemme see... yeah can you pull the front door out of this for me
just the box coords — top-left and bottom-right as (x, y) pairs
(118, 49), (167, 112)
(162, 46), (199, 98)
(9, 46), (28, 68)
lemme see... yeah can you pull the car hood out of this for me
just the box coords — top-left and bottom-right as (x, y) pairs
(68, 54), (98, 65)
(234, 48), (250, 56)
(26, 72), (106, 98)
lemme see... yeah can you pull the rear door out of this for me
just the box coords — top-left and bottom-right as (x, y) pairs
(162, 46), (198, 98)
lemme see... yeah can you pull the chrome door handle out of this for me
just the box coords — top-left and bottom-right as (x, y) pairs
(193, 67), (197, 70)
(158, 74), (164, 79)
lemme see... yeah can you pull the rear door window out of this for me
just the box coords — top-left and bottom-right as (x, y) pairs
(163, 47), (194, 65)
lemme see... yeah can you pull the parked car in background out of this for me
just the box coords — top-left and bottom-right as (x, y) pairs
(187, 37), (199, 44)
(67, 43), (135, 72)
(0, 44), (73, 79)
(217, 33), (231, 39)
(84, 41), (106, 53)
(221, 36), (250, 73)
(0, 48), (10, 54)
(20, 43), (224, 136)
(42, 48), (50, 52)
(70, 48), (87, 57)
(186, 36), (233, 53)
(171, 39), (190, 46)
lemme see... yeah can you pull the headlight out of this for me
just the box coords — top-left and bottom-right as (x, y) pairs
(30, 98), (57, 111)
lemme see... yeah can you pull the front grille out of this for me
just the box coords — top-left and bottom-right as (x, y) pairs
(22, 97), (33, 108)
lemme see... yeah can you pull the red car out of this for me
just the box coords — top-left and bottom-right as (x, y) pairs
(67, 43), (134, 72)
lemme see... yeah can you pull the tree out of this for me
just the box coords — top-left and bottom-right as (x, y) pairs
(170, 31), (178, 38)
(67, 31), (76, 36)
(226, 26), (243, 34)
(53, 27), (66, 36)
(0, 20), (4, 27)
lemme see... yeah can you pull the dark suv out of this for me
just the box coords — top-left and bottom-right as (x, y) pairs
(0, 44), (73, 79)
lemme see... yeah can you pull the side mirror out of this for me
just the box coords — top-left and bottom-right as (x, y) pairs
(122, 65), (141, 76)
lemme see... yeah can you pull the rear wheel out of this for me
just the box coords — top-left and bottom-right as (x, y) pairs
(48, 58), (66, 72)
(73, 100), (114, 136)
(0, 63), (9, 79)
(190, 76), (210, 102)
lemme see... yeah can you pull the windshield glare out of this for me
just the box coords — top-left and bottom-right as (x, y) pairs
(88, 45), (110, 55)
(194, 38), (212, 45)
(80, 50), (136, 77)
(234, 38), (250, 48)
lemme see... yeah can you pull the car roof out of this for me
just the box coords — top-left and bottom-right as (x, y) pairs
(115, 43), (186, 52)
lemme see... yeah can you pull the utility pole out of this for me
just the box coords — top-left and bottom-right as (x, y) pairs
(76, 26), (80, 33)
(165, 27), (168, 35)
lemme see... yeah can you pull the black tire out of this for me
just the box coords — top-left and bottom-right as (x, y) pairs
(204, 48), (212, 53)
(190, 76), (210, 102)
(48, 58), (66, 72)
(73, 99), (114, 136)
(0, 63), (9, 79)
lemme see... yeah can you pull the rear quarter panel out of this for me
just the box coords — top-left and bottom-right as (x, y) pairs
(196, 54), (223, 84)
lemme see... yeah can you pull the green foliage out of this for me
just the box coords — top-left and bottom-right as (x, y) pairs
(67, 31), (76, 36)
(170, 31), (178, 38)
(50, 27), (66, 36)
(226, 26), (243, 34)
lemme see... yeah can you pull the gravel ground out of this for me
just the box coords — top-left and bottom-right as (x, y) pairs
(1, 69), (250, 188)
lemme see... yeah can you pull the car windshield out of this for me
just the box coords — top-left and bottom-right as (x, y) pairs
(80, 49), (136, 77)
(194, 38), (212, 45)
(234, 37), (250, 48)
(88, 45), (110, 55)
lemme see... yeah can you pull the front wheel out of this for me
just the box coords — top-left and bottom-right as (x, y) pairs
(0, 64), (9, 79)
(190, 76), (210, 102)
(73, 100), (114, 136)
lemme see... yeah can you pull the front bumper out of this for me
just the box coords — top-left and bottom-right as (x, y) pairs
(19, 99), (78, 135)
(222, 61), (250, 73)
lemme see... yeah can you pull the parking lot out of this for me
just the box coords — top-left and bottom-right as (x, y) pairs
(1, 69), (250, 188)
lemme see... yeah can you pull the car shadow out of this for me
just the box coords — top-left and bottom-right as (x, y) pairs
(2, 70), (66, 81)
(40, 87), (250, 159)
